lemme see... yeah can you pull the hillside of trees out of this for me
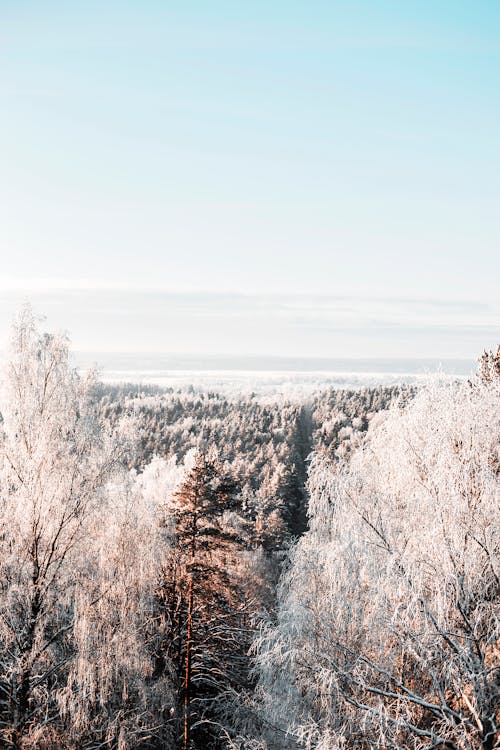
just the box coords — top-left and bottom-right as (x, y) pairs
(0, 309), (497, 749)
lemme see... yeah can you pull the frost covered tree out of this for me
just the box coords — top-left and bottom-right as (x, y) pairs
(159, 452), (255, 749)
(478, 345), (500, 385)
(0, 308), (118, 746)
(252, 370), (499, 750)
(59, 471), (177, 749)
(0, 309), (174, 748)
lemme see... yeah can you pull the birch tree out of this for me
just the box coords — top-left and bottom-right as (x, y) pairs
(252, 372), (499, 750)
(0, 309), (175, 748)
(0, 309), (117, 745)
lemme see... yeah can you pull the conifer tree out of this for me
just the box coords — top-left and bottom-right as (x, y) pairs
(161, 453), (252, 749)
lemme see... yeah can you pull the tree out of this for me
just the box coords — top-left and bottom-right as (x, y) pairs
(0, 308), (174, 748)
(160, 452), (254, 749)
(251, 372), (499, 750)
(0, 309), (118, 745)
(478, 346), (500, 384)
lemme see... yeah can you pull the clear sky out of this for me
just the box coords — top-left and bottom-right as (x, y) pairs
(0, 1), (498, 359)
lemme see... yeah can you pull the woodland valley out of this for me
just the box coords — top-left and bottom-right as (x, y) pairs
(0, 309), (498, 750)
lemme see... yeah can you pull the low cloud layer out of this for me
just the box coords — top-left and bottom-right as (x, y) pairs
(0, 287), (497, 361)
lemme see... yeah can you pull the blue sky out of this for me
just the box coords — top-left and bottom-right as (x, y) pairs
(0, 1), (498, 358)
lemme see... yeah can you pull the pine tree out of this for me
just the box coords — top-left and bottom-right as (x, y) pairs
(161, 453), (252, 749)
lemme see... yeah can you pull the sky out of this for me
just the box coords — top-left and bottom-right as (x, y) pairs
(0, 1), (498, 360)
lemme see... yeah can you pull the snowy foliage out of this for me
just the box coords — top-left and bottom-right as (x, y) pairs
(252, 374), (499, 749)
(0, 309), (176, 748)
(1, 309), (496, 750)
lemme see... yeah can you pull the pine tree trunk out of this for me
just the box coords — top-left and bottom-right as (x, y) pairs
(183, 572), (193, 750)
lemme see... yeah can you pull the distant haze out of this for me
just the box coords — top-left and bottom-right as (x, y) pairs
(0, 289), (497, 362)
(73, 351), (474, 376)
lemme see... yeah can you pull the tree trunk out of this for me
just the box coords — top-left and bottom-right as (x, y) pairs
(183, 572), (193, 750)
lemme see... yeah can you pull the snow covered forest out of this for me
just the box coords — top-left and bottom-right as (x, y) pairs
(0, 309), (498, 750)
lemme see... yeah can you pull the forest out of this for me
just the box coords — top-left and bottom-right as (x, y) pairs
(0, 308), (498, 750)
